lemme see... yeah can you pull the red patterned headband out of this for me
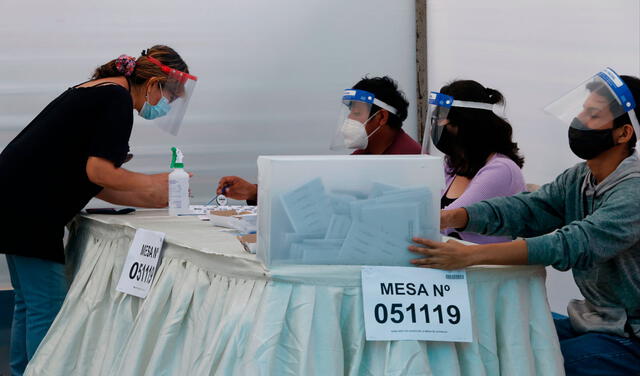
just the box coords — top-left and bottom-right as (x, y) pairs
(115, 55), (136, 77)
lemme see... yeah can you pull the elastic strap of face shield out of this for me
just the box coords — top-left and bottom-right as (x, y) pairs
(372, 98), (398, 115)
(628, 109), (640, 144)
(451, 100), (494, 111)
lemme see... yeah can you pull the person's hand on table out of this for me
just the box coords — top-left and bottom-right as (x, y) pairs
(217, 176), (257, 201)
(410, 206), (529, 269)
(408, 237), (477, 270)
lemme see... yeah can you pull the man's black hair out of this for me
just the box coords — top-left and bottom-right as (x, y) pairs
(352, 76), (409, 129)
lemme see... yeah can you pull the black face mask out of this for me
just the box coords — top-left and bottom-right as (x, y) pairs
(432, 123), (456, 155)
(567, 117), (615, 160)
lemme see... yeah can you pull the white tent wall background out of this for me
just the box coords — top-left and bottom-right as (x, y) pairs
(0, 0), (418, 289)
(0, 0), (638, 316)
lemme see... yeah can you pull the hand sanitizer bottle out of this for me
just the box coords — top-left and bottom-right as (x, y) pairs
(169, 147), (190, 216)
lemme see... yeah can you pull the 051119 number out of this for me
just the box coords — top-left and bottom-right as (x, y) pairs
(128, 262), (155, 284)
(374, 303), (461, 325)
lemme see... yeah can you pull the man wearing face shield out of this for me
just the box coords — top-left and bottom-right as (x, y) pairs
(218, 76), (421, 203)
(0, 45), (196, 375)
(409, 69), (640, 375)
(332, 76), (422, 154)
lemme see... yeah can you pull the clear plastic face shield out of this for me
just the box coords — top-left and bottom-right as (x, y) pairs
(422, 91), (495, 154)
(544, 67), (639, 137)
(330, 89), (398, 151)
(145, 56), (198, 136)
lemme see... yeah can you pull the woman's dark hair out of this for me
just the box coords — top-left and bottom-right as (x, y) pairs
(440, 80), (524, 178)
(91, 45), (189, 87)
(586, 75), (640, 152)
(352, 76), (409, 129)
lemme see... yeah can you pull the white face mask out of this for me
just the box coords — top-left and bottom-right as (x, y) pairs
(340, 118), (369, 149)
(340, 111), (383, 149)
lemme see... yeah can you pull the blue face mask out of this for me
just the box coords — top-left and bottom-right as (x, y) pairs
(139, 84), (171, 120)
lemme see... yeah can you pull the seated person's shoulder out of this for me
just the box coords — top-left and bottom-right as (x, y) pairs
(490, 154), (520, 168)
(610, 176), (640, 196)
(394, 130), (422, 154)
(481, 154), (523, 177)
(402, 131), (422, 154)
(596, 177), (640, 213)
(475, 154), (525, 191)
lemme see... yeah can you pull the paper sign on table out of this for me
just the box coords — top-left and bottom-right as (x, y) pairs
(116, 229), (165, 298)
(361, 266), (472, 342)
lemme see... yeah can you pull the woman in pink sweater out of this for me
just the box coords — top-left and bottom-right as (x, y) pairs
(428, 80), (526, 244)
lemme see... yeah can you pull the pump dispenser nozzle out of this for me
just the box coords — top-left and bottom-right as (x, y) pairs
(170, 147), (184, 168)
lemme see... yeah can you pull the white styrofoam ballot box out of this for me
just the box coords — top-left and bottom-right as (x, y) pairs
(257, 155), (444, 266)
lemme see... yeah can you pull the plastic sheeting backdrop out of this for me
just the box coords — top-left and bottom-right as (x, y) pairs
(0, 0), (418, 284)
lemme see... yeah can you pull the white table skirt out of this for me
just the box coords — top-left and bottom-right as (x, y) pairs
(25, 211), (564, 376)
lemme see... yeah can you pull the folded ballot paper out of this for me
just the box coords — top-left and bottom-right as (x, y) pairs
(257, 155), (444, 266)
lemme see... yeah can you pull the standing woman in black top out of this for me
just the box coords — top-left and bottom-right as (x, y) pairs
(0, 45), (196, 375)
